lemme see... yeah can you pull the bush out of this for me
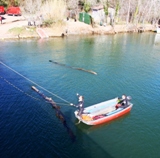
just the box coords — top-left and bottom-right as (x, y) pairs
(41, 0), (66, 24)
(84, 3), (91, 13)
(43, 19), (53, 27)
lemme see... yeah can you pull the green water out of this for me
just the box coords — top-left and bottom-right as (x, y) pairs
(0, 33), (160, 158)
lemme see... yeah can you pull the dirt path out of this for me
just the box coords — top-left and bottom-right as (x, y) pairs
(0, 15), (27, 39)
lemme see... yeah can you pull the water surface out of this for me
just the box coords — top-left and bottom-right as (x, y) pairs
(0, 33), (160, 158)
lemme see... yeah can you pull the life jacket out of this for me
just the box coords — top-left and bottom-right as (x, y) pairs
(81, 114), (92, 121)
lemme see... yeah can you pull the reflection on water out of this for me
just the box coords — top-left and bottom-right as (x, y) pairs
(154, 33), (160, 44)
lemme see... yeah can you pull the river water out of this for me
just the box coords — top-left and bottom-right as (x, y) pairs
(0, 33), (160, 158)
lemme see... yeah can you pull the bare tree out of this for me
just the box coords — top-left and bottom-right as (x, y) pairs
(126, 0), (131, 25)
(15, 0), (160, 26)
(21, 0), (42, 14)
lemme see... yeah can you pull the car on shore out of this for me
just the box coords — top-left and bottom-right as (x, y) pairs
(0, 6), (5, 14)
(7, 6), (21, 16)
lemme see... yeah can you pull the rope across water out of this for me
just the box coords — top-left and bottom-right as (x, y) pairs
(0, 61), (71, 105)
(0, 75), (41, 101)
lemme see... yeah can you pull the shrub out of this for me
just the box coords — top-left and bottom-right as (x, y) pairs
(41, 0), (66, 24)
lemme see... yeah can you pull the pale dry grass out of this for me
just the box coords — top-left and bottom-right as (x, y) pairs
(41, 0), (66, 23)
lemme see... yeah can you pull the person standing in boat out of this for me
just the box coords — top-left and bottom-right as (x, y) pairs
(75, 94), (84, 117)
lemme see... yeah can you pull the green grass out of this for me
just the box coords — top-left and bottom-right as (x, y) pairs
(9, 26), (36, 35)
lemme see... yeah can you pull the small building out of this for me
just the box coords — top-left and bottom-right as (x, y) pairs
(91, 5), (115, 25)
(91, 5), (105, 24)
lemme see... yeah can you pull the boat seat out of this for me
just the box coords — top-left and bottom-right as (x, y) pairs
(90, 105), (116, 117)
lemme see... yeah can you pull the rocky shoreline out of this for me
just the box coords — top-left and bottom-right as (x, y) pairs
(0, 15), (157, 40)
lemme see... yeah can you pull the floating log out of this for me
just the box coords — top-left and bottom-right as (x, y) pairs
(49, 60), (97, 75)
(31, 86), (76, 142)
(32, 86), (61, 111)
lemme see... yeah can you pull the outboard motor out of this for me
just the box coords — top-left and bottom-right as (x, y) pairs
(127, 96), (132, 101)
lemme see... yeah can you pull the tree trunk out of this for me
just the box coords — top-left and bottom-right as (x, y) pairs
(126, 0), (131, 26)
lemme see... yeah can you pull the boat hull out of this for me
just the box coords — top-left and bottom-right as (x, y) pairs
(91, 105), (132, 125)
(74, 99), (133, 125)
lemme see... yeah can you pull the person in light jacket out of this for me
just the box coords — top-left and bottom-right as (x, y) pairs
(75, 94), (84, 117)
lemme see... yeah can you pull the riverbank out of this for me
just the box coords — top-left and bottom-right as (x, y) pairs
(0, 15), (157, 40)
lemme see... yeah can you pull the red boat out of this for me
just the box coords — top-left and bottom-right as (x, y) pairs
(74, 97), (133, 125)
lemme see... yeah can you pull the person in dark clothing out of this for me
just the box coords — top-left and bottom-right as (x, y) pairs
(121, 94), (129, 108)
(116, 94), (130, 109)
